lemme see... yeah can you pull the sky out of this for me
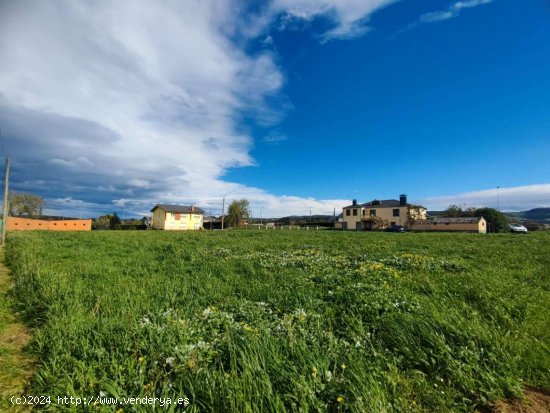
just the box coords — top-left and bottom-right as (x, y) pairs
(0, 0), (549, 217)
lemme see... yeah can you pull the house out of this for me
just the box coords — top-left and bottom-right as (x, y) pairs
(151, 204), (204, 230)
(342, 194), (426, 230)
(411, 217), (487, 233)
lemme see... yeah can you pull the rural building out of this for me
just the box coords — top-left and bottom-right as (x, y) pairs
(342, 194), (427, 230)
(151, 204), (204, 230)
(412, 217), (487, 233)
(5, 217), (92, 231)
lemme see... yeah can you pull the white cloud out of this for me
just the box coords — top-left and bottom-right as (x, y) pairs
(421, 184), (550, 211)
(0, 0), (357, 218)
(418, 0), (495, 24)
(268, 0), (397, 42)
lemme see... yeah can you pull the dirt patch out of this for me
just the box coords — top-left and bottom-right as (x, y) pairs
(479, 389), (550, 413)
(0, 247), (33, 412)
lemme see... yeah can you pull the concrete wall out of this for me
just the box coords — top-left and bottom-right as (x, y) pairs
(7, 217), (92, 231)
(412, 219), (487, 234)
(152, 208), (166, 229)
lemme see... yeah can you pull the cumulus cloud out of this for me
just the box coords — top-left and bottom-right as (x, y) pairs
(1, 0), (367, 218)
(418, 0), (495, 24)
(421, 184), (550, 211)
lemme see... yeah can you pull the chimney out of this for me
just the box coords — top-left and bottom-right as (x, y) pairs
(191, 205), (195, 212)
(399, 194), (407, 206)
(352, 199), (357, 206)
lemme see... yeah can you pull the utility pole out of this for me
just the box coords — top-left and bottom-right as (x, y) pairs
(209, 207), (212, 230)
(333, 207), (336, 228)
(1, 157), (10, 245)
(221, 197), (225, 230)
(497, 186), (500, 211)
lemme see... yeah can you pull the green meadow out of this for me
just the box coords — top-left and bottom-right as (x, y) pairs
(4, 230), (550, 412)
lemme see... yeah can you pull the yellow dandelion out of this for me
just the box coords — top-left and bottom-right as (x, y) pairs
(138, 356), (145, 363)
(116, 409), (124, 413)
(341, 364), (346, 370)
(311, 367), (317, 378)
(336, 396), (344, 403)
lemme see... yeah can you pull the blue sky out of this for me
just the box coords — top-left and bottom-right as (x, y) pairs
(0, 0), (549, 217)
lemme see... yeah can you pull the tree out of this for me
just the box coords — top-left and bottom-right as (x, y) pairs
(93, 214), (113, 230)
(441, 205), (464, 218)
(473, 208), (508, 233)
(406, 204), (426, 228)
(8, 192), (44, 217)
(441, 205), (477, 218)
(109, 212), (121, 230)
(226, 199), (250, 228)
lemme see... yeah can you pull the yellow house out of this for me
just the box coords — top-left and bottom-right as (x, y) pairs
(151, 204), (204, 230)
(342, 194), (427, 230)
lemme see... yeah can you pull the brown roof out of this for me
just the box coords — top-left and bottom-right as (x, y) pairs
(151, 204), (204, 214)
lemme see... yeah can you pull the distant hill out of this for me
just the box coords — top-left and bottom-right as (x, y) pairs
(429, 208), (550, 223)
(505, 208), (550, 223)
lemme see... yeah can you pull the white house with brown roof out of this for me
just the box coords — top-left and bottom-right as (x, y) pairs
(341, 194), (427, 230)
(151, 204), (204, 230)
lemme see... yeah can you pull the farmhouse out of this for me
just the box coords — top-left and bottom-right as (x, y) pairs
(412, 217), (487, 233)
(342, 194), (427, 230)
(151, 204), (204, 230)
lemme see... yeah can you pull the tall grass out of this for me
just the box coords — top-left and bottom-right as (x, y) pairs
(5, 231), (550, 412)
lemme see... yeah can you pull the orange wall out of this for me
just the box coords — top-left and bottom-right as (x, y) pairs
(7, 217), (92, 231)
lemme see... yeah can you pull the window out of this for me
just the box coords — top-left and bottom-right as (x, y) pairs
(393, 209), (400, 217)
(353, 209), (358, 216)
(362, 209), (366, 215)
(346, 210), (350, 216)
(370, 209), (376, 217)
(390, 222), (396, 226)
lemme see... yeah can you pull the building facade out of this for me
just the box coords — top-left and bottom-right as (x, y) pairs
(151, 204), (204, 230)
(412, 217), (487, 233)
(342, 194), (426, 230)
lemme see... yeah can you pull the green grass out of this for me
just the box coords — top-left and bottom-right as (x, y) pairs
(4, 230), (550, 412)
(0, 248), (32, 412)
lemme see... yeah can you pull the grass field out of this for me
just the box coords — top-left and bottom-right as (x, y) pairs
(4, 230), (550, 412)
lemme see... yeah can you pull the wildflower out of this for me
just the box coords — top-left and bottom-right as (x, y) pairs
(116, 409), (124, 413)
(311, 367), (317, 378)
(341, 364), (346, 370)
(336, 396), (344, 403)
(294, 309), (307, 322)
(325, 370), (333, 382)
(166, 357), (175, 366)
(138, 356), (145, 363)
